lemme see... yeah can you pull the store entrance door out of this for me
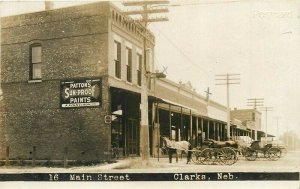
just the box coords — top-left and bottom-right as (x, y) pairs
(126, 119), (139, 156)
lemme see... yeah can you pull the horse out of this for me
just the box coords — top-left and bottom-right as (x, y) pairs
(161, 136), (191, 164)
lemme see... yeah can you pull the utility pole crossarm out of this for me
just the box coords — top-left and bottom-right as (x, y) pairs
(137, 17), (169, 22)
(215, 74), (240, 76)
(216, 83), (240, 85)
(215, 78), (240, 81)
(124, 8), (169, 15)
(247, 98), (264, 109)
(204, 87), (212, 101)
(123, 0), (170, 6)
(123, 2), (169, 23)
(247, 104), (264, 107)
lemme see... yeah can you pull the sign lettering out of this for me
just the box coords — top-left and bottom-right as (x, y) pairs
(60, 78), (101, 108)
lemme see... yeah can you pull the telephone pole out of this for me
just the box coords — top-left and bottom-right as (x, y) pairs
(204, 87), (212, 102)
(123, 0), (169, 160)
(247, 98), (264, 109)
(215, 73), (240, 140)
(246, 98), (263, 140)
(260, 107), (273, 143)
(274, 116), (281, 145)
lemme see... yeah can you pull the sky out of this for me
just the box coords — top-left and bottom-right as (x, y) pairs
(0, 0), (299, 138)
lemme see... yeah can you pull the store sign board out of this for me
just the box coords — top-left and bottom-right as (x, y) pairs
(60, 78), (101, 108)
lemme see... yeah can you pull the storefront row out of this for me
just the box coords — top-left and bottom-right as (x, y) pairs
(110, 89), (254, 158)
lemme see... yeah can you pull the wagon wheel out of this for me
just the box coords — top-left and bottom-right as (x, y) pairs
(263, 147), (272, 158)
(267, 147), (281, 161)
(245, 149), (257, 161)
(191, 148), (202, 164)
(219, 147), (238, 165)
(239, 147), (247, 157)
(263, 150), (269, 158)
(199, 148), (216, 165)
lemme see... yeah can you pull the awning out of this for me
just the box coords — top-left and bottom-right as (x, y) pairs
(157, 97), (206, 117)
(159, 98), (195, 111)
(231, 125), (250, 132)
(260, 134), (275, 137)
(257, 131), (275, 137)
(154, 97), (227, 123)
(231, 125), (248, 131)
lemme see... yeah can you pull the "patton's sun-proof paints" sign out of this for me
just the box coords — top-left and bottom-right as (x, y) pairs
(60, 78), (101, 108)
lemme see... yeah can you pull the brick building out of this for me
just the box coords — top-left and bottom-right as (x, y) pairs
(0, 1), (155, 163)
(0, 2), (253, 164)
(231, 108), (262, 140)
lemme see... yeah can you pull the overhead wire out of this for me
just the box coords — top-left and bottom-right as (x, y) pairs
(151, 25), (212, 85)
(168, 0), (249, 7)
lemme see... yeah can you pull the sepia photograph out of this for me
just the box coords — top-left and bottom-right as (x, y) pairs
(0, 0), (299, 188)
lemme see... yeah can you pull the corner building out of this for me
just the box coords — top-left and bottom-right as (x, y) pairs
(0, 2), (251, 164)
(0, 2), (154, 163)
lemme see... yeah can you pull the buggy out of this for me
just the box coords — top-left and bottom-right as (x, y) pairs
(191, 139), (238, 165)
(244, 140), (281, 161)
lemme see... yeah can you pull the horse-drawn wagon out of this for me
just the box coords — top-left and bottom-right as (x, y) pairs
(161, 137), (283, 165)
(161, 137), (239, 165)
(244, 140), (281, 161)
(191, 139), (238, 165)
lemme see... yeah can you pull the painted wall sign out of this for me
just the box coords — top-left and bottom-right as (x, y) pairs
(60, 78), (101, 108)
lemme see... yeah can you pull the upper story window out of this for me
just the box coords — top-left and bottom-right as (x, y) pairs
(114, 41), (121, 79)
(30, 44), (42, 80)
(137, 53), (142, 86)
(126, 47), (132, 82)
